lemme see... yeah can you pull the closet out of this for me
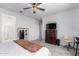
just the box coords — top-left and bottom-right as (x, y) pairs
(0, 13), (16, 42)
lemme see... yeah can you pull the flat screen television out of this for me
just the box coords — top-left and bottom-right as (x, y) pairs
(46, 23), (56, 29)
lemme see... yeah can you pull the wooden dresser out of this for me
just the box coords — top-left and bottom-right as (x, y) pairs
(45, 29), (57, 45)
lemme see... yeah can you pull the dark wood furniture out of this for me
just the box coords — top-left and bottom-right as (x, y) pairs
(45, 29), (57, 45)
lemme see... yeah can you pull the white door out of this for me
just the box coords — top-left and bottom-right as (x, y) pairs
(1, 13), (16, 42)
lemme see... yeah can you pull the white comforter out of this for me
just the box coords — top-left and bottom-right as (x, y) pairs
(0, 41), (51, 56)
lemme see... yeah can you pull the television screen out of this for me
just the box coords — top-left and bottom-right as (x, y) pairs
(46, 23), (56, 29)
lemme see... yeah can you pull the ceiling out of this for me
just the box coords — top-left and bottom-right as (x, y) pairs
(0, 3), (79, 20)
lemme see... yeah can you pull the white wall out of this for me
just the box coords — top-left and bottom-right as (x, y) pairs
(39, 20), (42, 41)
(0, 13), (1, 41)
(0, 8), (39, 41)
(42, 8), (79, 45)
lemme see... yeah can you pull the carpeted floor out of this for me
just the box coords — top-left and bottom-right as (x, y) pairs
(32, 40), (79, 56)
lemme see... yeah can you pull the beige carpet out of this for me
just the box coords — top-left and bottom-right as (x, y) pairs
(32, 40), (72, 56)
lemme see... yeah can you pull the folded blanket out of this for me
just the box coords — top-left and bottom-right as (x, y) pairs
(14, 39), (42, 52)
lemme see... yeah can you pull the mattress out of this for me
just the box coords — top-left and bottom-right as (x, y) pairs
(0, 41), (51, 56)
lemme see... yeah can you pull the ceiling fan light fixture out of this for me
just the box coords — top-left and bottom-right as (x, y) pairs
(22, 3), (45, 14)
(32, 7), (36, 13)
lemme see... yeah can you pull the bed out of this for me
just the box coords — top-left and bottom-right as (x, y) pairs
(0, 40), (51, 56)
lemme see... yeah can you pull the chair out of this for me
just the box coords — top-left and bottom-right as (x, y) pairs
(64, 36), (72, 50)
(73, 37), (79, 56)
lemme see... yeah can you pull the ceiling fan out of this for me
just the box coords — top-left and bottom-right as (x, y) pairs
(21, 3), (45, 14)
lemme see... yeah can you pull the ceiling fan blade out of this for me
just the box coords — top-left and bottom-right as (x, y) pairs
(36, 3), (42, 6)
(23, 7), (32, 9)
(36, 7), (45, 11)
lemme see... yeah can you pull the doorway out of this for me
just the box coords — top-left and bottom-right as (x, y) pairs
(17, 27), (29, 39)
